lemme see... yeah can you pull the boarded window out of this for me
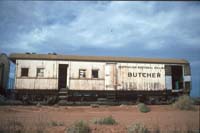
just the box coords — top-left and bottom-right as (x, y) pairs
(21, 68), (29, 77)
(92, 69), (99, 78)
(79, 69), (86, 78)
(184, 64), (191, 75)
(165, 65), (172, 76)
(37, 68), (44, 77)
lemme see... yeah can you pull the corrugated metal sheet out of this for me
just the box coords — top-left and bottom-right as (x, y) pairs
(9, 53), (189, 64)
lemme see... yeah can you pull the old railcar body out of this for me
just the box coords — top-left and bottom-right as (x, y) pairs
(0, 53), (10, 95)
(9, 53), (191, 103)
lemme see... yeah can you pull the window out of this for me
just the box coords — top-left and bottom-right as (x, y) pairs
(184, 64), (191, 76)
(79, 69), (86, 78)
(21, 68), (29, 77)
(92, 69), (99, 78)
(37, 68), (44, 77)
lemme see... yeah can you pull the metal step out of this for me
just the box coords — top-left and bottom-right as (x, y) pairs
(59, 88), (68, 91)
(58, 91), (68, 94)
(58, 95), (68, 99)
(58, 88), (69, 100)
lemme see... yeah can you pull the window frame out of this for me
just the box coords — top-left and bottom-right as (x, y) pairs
(21, 68), (29, 77)
(79, 69), (86, 78)
(36, 68), (44, 77)
(92, 69), (99, 78)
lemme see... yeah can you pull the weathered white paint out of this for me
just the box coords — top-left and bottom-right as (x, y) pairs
(184, 76), (191, 82)
(15, 78), (57, 89)
(15, 60), (105, 90)
(14, 59), (179, 91)
(117, 63), (165, 90)
(165, 76), (172, 90)
(15, 60), (70, 90)
(69, 61), (105, 90)
(105, 63), (117, 90)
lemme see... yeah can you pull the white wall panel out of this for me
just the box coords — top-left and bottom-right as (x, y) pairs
(184, 76), (191, 82)
(117, 63), (165, 90)
(165, 76), (172, 90)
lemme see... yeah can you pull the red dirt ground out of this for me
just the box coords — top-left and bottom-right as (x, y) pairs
(0, 105), (199, 133)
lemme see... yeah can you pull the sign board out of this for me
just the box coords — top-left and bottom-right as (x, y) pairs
(117, 63), (165, 90)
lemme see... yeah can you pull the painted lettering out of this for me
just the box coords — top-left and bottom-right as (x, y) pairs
(128, 72), (161, 78)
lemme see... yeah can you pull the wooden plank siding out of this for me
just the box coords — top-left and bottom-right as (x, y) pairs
(11, 53), (191, 91)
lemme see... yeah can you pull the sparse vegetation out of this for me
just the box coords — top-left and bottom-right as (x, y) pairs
(90, 103), (99, 108)
(49, 121), (64, 126)
(91, 116), (117, 125)
(137, 103), (150, 113)
(172, 95), (195, 110)
(0, 119), (24, 133)
(67, 120), (90, 133)
(127, 123), (149, 133)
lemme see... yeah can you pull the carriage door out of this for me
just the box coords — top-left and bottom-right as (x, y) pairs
(105, 63), (117, 90)
(58, 64), (68, 89)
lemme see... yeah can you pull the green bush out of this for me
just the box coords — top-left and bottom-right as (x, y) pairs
(137, 103), (150, 113)
(172, 95), (195, 110)
(127, 123), (149, 133)
(67, 120), (90, 133)
(92, 116), (117, 125)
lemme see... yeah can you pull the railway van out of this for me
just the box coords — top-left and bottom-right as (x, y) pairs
(9, 53), (191, 103)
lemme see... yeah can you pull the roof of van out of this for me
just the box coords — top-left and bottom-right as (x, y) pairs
(9, 53), (189, 64)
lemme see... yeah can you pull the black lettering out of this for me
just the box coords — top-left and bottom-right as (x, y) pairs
(147, 73), (151, 78)
(128, 72), (132, 77)
(152, 73), (155, 78)
(157, 73), (161, 78)
(133, 72), (137, 77)
(138, 73), (142, 77)
(142, 73), (146, 77)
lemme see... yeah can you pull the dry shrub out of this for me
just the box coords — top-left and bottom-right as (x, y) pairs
(0, 119), (24, 133)
(91, 116), (117, 125)
(49, 121), (64, 126)
(90, 104), (99, 108)
(67, 120), (90, 133)
(127, 123), (149, 133)
(172, 95), (195, 110)
(137, 103), (150, 113)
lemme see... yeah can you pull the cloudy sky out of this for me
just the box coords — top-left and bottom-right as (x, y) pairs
(0, 1), (199, 97)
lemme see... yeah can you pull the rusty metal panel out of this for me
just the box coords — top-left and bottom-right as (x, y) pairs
(117, 63), (165, 91)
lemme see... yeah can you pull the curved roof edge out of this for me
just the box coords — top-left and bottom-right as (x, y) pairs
(9, 53), (189, 64)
